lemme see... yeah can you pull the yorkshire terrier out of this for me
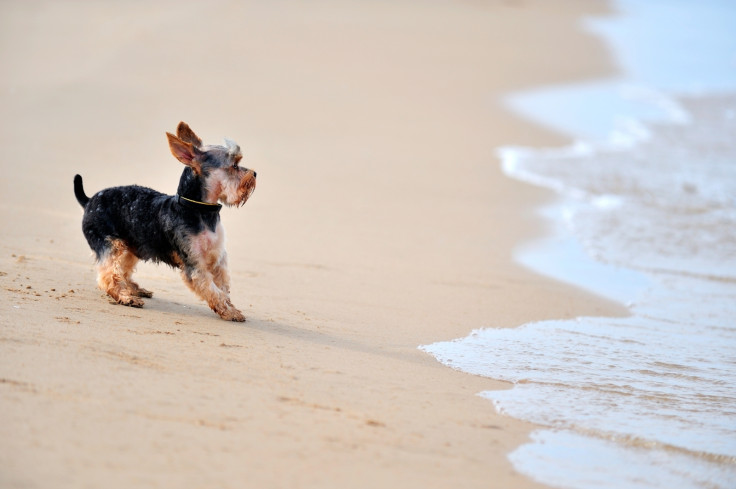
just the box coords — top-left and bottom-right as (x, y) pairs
(74, 122), (256, 321)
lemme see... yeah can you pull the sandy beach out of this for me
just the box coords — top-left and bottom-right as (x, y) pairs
(1, 1), (623, 487)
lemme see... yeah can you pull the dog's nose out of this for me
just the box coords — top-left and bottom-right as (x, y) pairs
(252, 171), (257, 178)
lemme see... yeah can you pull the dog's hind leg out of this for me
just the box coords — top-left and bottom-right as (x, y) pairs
(97, 239), (146, 307)
(123, 255), (153, 298)
(124, 255), (153, 299)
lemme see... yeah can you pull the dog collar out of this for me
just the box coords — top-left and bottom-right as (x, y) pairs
(176, 194), (222, 213)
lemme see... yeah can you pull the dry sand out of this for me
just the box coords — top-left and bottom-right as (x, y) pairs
(1, 1), (623, 487)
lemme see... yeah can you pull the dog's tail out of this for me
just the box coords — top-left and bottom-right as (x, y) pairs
(74, 174), (90, 208)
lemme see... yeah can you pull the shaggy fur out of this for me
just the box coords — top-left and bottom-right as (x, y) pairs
(74, 122), (256, 321)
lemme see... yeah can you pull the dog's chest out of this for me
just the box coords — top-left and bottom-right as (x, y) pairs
(189, 222), (225, 265)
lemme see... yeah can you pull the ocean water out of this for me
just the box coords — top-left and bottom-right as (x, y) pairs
(421, 1), (736, 488)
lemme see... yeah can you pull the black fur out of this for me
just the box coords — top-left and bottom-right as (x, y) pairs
(177, 167), (207, 203)
(75, 173), (219, 269)
(74, 174), (90, 207)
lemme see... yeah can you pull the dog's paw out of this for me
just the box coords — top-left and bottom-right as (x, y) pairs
(134, 288), (153, 298)
(118, 296), (145, 308)
(219, 307), (246, 322)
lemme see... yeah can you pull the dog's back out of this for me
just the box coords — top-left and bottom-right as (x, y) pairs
(79, 182), (174, 262)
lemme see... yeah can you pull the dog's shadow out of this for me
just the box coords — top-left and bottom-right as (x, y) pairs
(141, 295), (429, 366)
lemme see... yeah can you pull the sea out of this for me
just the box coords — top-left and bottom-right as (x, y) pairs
(420, 1), (736, 488)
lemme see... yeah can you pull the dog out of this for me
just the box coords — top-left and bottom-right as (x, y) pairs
(73, 122), (256, 322)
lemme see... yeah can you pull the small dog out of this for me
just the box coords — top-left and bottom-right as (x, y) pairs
(74, 122), (256, 321)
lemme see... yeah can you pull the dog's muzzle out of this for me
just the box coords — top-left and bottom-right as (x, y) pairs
(238, 170), (257, 206)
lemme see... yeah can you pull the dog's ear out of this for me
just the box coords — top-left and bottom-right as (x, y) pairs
(176, 122), (203, 148)
(167, 132), (203, 172)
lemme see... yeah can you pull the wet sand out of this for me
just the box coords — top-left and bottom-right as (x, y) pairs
(0, 1), (622, 487)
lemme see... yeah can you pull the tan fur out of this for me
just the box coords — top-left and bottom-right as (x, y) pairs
(166, 133), (202, 174)
(177, 122), (203, 147)
(96, 239), (151, 307)
(178, 222), (244, 321)
(205, 168), (256, 206)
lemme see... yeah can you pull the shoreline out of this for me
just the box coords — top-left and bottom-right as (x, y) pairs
(1, 1), (621, 487)
(425, 0), (736, 485)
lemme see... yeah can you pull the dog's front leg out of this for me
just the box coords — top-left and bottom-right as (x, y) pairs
(212, 251), (232, 296)
(181, 266), (245, 322)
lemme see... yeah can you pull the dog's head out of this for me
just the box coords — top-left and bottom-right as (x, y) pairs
(167, 122), (256, 207)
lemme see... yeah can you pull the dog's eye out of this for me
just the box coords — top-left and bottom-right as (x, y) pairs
(232, 154), (242, 168)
